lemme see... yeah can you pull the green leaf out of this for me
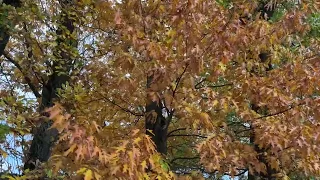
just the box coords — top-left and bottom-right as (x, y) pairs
(0, 124), (10, 141)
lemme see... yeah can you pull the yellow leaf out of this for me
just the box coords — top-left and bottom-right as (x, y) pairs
(123, 164), (128, 173)
(282, 175), (290, 180)
(84, 169), (93, 180)
(63, 144), (77, 156)
(53, 160), (63, 174)
(75, 95), (82, 101)
(82, 0), (91, 5)
(141, 161), (147, 170)
(111, 166), (120, 175)
(92, 121), (100, 133)
(133, 137), (141, 145)
(2, 152), (7, 158)
(185, 107), (192, 113)
(212, 100), (219, 107)
(94, 172), (102, 180)
(131, 129), (140, 136)
(200, 112), (210, 122)
(115, 142), (127, 152)
(218, 62), (227, 72)
(270, 157), (279, 170)
(77, 167), (87, 174)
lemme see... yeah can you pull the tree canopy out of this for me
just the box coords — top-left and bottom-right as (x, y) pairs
(0, 0), (319, 179)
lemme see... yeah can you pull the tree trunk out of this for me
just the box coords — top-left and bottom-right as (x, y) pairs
(23, 73), (70, 170)
(250, 127), (277, 180)
(145, 71), (170, 154)
(145, 100), (168, 154)
(0, 1), (21, 56)
(23, 0), (76, 171)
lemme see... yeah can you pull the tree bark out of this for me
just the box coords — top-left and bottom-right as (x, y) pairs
(23, 0), (76, 171)
(0, 0), (21, 56)
(145, 71), (170, 154)
(250, 122), (278, 180)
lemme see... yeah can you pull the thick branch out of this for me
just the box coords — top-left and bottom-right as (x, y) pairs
(24, 0), (75, 171)
(0, 0), (21, 56)
(3, 51), (41, 98)
(2, 0), (21, 7)
(167, 128), (187, 136)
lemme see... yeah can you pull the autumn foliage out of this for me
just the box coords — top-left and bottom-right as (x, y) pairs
(0, 0), (320, 179)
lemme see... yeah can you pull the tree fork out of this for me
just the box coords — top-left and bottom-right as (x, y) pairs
(145, 70), (170, 154)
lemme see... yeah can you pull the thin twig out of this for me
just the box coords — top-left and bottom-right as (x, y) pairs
(172, 64), (189, 98)
(195, 78), (233, 89)
(255, 102), (304, 119)
(170, 156), (199, 164)
(168, 134), (207, 138)
(99, 93), (144, 117)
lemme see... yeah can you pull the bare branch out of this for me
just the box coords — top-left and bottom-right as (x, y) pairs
(194, 78), (233, 89)
(224, 169), (248, 177)
(194, 78), (206, 89)
(23, 23), (46, 85)
(167, 128), (187, 136)
(165, 63), (188, 118)
(168, 134), (207, 138)
(235, 128), (252, 135)
(172, 64), (189, 98)
(170, 156), (199, 164)
(255, 102), (304, 120)
(99, 93), (144, 117)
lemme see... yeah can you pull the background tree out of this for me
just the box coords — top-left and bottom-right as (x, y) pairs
(0, 0), (319, 179)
